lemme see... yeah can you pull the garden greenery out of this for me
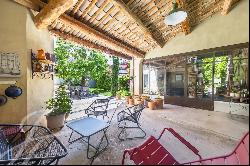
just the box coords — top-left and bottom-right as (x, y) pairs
(45, 85), (73, 116)
(55, 39), (111, 92)
(54, 39), (131, 96)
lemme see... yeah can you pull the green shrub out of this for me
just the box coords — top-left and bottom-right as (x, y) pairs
(89, 88), (105, 94)
(100, 92), (112, 97)
(45, 85), (73, 116)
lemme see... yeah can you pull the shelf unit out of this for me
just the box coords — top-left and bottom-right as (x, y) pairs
(31, 50), (55, 80)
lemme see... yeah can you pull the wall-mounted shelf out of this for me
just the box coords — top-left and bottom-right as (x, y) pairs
(31, 50), (55, 80)
(0, 80), (17, 85)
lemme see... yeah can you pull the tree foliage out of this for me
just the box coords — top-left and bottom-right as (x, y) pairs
(202, 56), (228, 88)
(54, 39), (111, 91)
(111, 56), (119, 96)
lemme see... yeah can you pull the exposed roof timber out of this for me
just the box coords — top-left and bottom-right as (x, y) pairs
(176, 0), (191, 35)
(13, 0), (144, 58)
(56, 14), (145, 58)
(112, 0), (165, 48)
(71, 0), (85, 16)
(13, 0), (40, 11)
(50, 29), (132, 60)
(13, 0), (243, 55)
(221, 0), (234, 15)
(79, 0), (97, 20)
(34, 0), (74, 29)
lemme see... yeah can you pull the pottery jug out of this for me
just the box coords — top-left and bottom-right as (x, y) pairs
(0, 95), (8, 106)
(37, 49), (46, 60)
(5, 85), (22, 99)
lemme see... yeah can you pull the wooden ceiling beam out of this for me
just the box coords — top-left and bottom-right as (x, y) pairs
(176, 0), (191, 35)
(13, 0), (143, 58)
(221, 0), (234, 15)
(56, 14), (145, 58)
(79, 0), (97, 21)
(34, 0), (74, 29)
(89, 0), (109, 23)
(112, 0), (165, 48)
(71, 0), (86, 16)
(13, 0), (40, 11)
(50, 29), (132, 60)
(95, 6), (116, 27)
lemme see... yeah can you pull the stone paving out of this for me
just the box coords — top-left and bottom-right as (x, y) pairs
(53, 97), (248, 165)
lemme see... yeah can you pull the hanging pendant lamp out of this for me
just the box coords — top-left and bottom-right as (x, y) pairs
(164, 0), (188, 26)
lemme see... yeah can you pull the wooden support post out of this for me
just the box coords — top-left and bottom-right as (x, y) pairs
(34, 0), (74, 29)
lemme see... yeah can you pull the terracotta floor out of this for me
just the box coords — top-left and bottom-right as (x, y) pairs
(53, 97), (248, 165)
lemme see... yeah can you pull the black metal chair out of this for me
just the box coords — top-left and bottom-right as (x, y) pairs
(85, 98), (111, 119)
(0, 124), (67, 165)
(117, 104), (146, 141)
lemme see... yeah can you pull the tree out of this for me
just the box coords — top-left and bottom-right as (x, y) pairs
(202, 56), (228, 89)
(54, 39), (114, 93)
(111, 56), (119, 96)
(54, 39), (89, 85)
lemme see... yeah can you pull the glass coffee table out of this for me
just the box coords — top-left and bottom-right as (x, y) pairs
(66, 117), (110, 159)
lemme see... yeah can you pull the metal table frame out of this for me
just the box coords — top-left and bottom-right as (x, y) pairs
(65, 98), (124, 164)
(66, 117), (110, 159)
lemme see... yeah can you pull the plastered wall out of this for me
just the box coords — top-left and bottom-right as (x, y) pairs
(0, 0), (54, 125)
(145, 0), (249, 59)
(136, 0), (249, 96)
(0, 0), (28, 124)
(26, 10), (54, 126)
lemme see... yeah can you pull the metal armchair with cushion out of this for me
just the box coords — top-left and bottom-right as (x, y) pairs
(117, 104), (146, 141)
(85, 98), (110, 119)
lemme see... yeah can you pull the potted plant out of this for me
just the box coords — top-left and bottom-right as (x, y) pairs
(154, 97), (164, 109)
(123, 91), (131, 104)
(129, 98), (134, 106)
(230, 88), (237, 97)
(144, 98), (151, 108)
(141, 95), (150, 101)
(235, 91), (241, 99)
(135, 97), (143, 105)
(148, 100), (156, 110)
(45, 85), (73, 130)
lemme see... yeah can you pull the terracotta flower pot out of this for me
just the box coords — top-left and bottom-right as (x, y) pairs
(144, 100), (149, 108)
(135, 99), (144, 105)
(154, 98), (164, 109)
(129, 98), (134, 105)
(46, 113), (65, 130)
(125, 96), (131, 104)
(148, 101), (156, 110)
